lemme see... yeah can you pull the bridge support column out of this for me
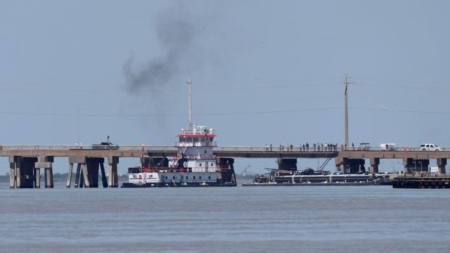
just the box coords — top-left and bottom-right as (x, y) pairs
(82, 164), (90, 188)
(404, 158), (413, 174)
(10, 156), (37, 188)
(369, 158), (380, 174)
(9, 157), (16, 189)
(67, 162), (73, 188)
(108, 156), (119, 188)
(335, 157), (344, 172)
(35, 168), (40, 188)
(71, 156), (85, 188)
(437, 158), (446, 174)
(337, 158), (365, 174)
(35, 156), (54, 188)
(74, 163), (82, 188)
(100, 163), (108, 188)
(16, 157), (22, 188)
(406, 158), (429, 173)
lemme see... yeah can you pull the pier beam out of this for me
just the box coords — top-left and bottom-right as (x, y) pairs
(369, 158), (380, 174)
(437, 158), (446, 174)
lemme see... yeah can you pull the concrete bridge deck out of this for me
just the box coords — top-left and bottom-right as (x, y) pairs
(1, 145), (449, 159)
(3, 145), (450, 189)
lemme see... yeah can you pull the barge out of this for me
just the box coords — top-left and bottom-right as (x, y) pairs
(242, 168), (392, 186)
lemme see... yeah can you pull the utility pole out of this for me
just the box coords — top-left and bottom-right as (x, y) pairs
(187, 78), (193, 130)
(344, 74), (354, 147)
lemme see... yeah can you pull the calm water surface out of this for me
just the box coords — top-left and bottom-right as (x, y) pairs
(1, 182), (449, 253)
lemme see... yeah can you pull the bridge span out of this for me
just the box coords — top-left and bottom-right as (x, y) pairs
(1, 145), (449, 188)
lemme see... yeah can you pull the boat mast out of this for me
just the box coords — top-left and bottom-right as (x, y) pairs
(187, 78), (193, 130)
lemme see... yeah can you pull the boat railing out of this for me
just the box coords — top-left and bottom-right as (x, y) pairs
(174, 141), (217, 147)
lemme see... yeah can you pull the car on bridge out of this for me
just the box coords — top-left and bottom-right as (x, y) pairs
(92, 142), (119, 150)
(419, 143), (441, 151)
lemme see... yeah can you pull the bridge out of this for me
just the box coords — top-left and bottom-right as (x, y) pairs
(2, 145), (449, 189)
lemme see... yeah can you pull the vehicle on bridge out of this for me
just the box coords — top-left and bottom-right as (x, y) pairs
(380, 143), (396, 151)
(420, 143), (441, 151)
(92, 142), (119, 150)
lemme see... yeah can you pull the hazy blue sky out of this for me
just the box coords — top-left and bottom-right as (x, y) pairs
(1, 0), (449, 174)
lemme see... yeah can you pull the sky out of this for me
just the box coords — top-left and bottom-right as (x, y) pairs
(1, 0), (450, 175)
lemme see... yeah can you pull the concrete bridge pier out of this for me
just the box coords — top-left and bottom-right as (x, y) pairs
(108, 156), (119, 188)
(336, 158), (365, 174)
(69, 157), (108, 188)
(335, 157), (344, 172)
(35, 156), (54, 188)
(85, 157), (107, 188)
(437, 158), (446, 174)
(9, 159), (15, 189)
(405, 158), (429, 173)
(9, 156), (38, 188)
(74, 163), (82, 188)
(66, 161), (74, 188)
(369, 158), (380, 174)
(71, 156), (89, 188)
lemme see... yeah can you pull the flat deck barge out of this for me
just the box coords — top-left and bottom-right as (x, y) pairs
(242, 180), (385, 186)
(393, 175), (450, 188)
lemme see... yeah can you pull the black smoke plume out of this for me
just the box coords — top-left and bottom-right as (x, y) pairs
(123, 4), (201, 93)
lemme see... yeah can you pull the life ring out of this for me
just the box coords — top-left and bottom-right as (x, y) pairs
(183, 161), (188, 168)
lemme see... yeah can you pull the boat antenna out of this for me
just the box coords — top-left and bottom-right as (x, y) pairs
(187, 78), (193, 130)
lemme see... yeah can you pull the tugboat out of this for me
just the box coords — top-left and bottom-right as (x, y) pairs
(122, 79), (237, 188)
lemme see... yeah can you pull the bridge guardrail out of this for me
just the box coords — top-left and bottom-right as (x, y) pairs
(0, 145), (447, 152)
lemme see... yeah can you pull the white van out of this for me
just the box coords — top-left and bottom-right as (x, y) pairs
(420, 143), (441, 151)
(380, 143), (396, 151)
